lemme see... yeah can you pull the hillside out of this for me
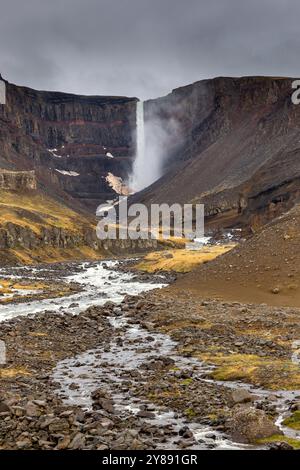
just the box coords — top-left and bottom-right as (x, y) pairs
(176, 204), (300, 307)
(135, 76), (300, 232)
(0, 187), (101, 265)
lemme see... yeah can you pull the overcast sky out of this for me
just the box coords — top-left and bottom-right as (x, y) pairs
(0, 0), (299, 99)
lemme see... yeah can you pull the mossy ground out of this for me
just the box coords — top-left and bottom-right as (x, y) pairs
(283, 411), (300, 430)
(199, 353), (300, 390)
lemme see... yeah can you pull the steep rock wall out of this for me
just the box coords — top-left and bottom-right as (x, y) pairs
(0, 77), (137, 211)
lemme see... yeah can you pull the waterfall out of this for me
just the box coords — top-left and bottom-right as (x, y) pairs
(130, 101), (146, 192)
(130, 99), (170, 193)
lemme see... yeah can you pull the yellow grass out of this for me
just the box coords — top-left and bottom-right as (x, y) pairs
(0, 191), (93, 232)
(0, 190), (104, 264)
(7, 246), (103, 265)
(0, 367), (31, 378)
(134, 245), (235, 273)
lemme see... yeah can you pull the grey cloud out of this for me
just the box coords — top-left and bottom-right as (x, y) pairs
(0, 0), (299, 99)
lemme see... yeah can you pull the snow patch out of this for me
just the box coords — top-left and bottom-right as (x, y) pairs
(55, 169), (80, 176)
(48, 149), (63, 158)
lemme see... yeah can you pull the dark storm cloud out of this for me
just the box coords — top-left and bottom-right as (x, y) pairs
(0, 0), (299, 99)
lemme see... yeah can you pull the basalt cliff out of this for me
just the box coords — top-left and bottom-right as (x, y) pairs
(138, 76), (300, 232)
(0, 75), (137, 211)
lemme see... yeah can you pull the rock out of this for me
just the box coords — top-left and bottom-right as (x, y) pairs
(99, 417), (114, 429)
(0, 401), (10, 413)
(231, 389), (256, 404)
(290, 402), (300, 412)
(179, 426), (193, 439)
(229, 406), (282, 443)
(136, 410), (155, 419)
(271, 288), (280, 294)
(33, 400), (46, 407)
(204, 432), (217, 440)
(12, 406), (25, 417)
(56, 435), (71, 450)
(48, 418), (70, 433)
(268, 442), (294, 450)
(69, 433), (85, 450)
(25, 401), (40, 417)
(16, 439), (32, 449)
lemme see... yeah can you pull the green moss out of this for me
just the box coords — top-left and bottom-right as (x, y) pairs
(283, 411), (300, 430)
(200, 353), (300, 390)
(181, 378), (193, 386)
(256, 434), (300, 449)
(184, 407), (196, 418)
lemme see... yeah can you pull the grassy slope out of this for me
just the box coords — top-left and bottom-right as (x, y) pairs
(134, 245), (234, 273)
(0, 190), (103, 264)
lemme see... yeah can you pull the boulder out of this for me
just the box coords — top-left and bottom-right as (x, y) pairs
(0, 401), (10, 413)
(231, 389), (256, 404)
(228, 406), (282, 443)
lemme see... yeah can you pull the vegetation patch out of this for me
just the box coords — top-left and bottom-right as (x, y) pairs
(135, 245), (235, 273)
(282, 411), (300, 430)
(0, 367), (31, 378)
(199, 353), (300, 390)
(256, 434), (300, 449)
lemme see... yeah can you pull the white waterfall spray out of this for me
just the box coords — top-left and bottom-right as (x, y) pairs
(129, 100), (178, 193)
(130, 101), (146, 192)
(129, 101), (147, 192)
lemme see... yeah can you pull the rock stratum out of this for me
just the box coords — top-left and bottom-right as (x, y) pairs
(0, 75), (137, 211)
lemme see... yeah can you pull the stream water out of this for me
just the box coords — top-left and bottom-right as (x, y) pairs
(1, 260), (300, 449)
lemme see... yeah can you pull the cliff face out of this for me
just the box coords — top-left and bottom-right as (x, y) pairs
(137, 76), (300, 231)
(0, 78), (137, 211)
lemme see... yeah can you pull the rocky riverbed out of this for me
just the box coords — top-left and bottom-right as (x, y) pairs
(0, 260), (300, 450)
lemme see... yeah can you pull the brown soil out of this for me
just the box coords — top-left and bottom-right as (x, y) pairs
(176, 204), (300, 307)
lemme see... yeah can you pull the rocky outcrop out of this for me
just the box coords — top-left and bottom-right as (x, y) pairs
(0, 76), (137, 211)
(0, 222), (96, 251)
(0, 220), (157, 256)
(0, 170), (36, 190)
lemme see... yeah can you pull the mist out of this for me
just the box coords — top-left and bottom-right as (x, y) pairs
(129, 102), (179, 192)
